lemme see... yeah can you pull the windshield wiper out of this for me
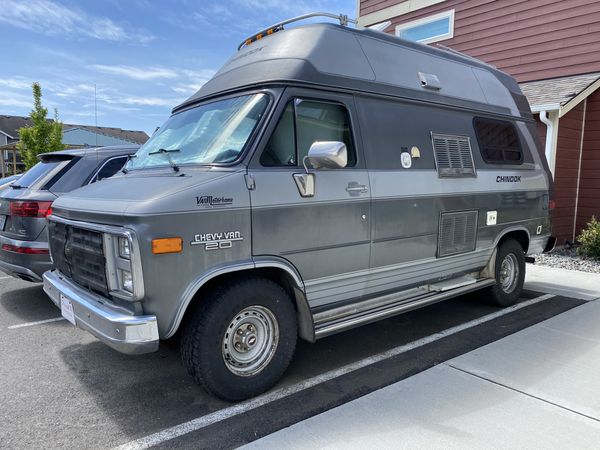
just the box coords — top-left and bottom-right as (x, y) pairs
(121, 154), (137, 174)
(148, 148), (180, 172)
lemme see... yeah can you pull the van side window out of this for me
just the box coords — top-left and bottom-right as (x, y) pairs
(474, 118), (523, 164)
(260, 103), (295, 166)
(260, 99), (356, 167)
(296, 100), (356, 167)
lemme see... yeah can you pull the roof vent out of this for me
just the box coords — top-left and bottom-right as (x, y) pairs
(431, 132), (476, 178)
(419, 72), (441, 90)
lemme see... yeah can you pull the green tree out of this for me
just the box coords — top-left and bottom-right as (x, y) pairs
(17, 83), (65, 170)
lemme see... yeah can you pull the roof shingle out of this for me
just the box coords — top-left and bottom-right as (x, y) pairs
(519, 73), (600, 109)
(0, 115), (149, 144)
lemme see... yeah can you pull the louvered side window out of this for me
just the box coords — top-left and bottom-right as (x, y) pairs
(431, 133), (476, 178)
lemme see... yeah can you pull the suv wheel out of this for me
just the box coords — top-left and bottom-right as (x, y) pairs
(181, 277), (297, 401)
(486, 238), (526, 307)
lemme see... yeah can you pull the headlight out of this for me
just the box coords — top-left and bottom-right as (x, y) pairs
(118, 236), (131, 259)
(121, 269), (133, 293)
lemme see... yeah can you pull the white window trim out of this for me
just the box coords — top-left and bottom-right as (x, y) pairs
(395, 9), (455, 45)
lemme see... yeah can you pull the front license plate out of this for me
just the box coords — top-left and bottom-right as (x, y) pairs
(60, 294), (76, 326)
(0, 214), (6, 231)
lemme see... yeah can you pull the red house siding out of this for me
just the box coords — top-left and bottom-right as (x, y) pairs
(361, 0), (600, 82)
(552, 103), (584, 243)
(577, 90), (600, 234)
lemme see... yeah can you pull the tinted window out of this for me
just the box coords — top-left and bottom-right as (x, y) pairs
(474, 118), (523, 164)
(12, 159), (70, 189)
(260, 99), (356, 167)
(92, 156), (128, 183)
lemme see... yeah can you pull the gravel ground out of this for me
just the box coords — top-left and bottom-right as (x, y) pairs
(533, 247), (600, 274)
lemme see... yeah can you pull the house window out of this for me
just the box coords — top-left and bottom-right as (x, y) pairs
(395, 10), (454, 44)
(473, 118), (523, 165)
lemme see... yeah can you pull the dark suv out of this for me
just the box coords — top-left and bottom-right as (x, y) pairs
(0, 145), (137, 282)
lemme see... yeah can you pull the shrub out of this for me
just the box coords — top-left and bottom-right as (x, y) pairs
(577, 216), (600, 259)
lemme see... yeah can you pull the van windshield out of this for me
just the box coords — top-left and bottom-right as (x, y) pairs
(128, 93), (268, 170)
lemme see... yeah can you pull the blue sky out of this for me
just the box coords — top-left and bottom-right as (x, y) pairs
(0, 0), (355, 135)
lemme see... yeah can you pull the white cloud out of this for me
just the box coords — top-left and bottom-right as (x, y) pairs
(0, 0), (154, 44)
(0, 91), (33, 108)
(93, 65), (179, 81)
(0, 78), (32, 90)
(119, 96), (184, 107)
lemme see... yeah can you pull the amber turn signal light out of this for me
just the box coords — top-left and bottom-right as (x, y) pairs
(152, 237), (183, 254)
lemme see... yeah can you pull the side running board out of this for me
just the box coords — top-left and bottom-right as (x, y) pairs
(313, 277), (496, 339)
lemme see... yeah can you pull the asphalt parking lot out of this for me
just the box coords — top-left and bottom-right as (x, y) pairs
(0, 275), (587, 449)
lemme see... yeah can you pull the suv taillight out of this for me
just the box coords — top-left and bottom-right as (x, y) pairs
(9, 201), (53, 217)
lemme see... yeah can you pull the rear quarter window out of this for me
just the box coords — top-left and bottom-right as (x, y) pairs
(474, 118), (523, 165)
(13, 160), (68, 188)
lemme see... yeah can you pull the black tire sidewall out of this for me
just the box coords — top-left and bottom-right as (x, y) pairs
(182, 278), (297, 401)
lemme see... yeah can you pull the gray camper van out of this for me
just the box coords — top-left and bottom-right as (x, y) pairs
(43, 14), (555, 401)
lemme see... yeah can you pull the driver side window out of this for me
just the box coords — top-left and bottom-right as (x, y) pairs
(260, 99), (356, 167)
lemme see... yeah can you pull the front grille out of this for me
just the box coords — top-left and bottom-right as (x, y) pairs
(48, 221), (109, 296)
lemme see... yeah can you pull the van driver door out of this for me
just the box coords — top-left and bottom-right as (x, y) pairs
(248, 89), (371, 309)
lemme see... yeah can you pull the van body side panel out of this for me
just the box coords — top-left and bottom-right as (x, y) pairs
(248, 89), (372, 308)
(352, 95), (550, 304)
(249, 170), (371, 308)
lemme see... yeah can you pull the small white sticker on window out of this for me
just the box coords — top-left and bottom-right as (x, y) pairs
(401, 152), (412, 169)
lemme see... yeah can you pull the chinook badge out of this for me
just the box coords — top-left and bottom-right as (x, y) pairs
(496, 175), (522, 183)
(191, 231), (243, 251)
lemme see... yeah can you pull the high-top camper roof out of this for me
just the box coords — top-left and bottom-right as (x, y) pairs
(175, 21), (531, 119)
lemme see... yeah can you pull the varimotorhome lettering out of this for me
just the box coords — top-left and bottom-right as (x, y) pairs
(43, 13), (555, 401)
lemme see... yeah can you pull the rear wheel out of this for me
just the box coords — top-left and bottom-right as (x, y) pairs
(181, 277), (297, 401)
(486, 238), (526, 307)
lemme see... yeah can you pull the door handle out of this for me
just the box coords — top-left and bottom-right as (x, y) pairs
(346, 183), (368, 194)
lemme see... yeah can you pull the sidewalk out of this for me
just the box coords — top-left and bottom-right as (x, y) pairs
(243, 265), (600, 449)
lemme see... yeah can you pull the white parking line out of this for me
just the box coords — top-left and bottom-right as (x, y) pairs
(0, 276), (12, 280)
(8, 317), (66, 329)
(114, 293), (556, 450)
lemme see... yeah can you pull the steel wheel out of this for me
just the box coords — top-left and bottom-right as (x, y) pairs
(499, 253), (519, 293)
(222, 305), (279, 377)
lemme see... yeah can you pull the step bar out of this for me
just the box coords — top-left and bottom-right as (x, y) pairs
(313, 278), (496, 339)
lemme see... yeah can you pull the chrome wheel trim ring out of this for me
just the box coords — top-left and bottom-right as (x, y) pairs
(499, 253), (519, 293)
(222, 305), (279, 377)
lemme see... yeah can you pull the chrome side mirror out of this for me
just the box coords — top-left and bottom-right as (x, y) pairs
(293, 172), (315, 198)
(306, 141), (347, 170)
(293, 141), (347, 198)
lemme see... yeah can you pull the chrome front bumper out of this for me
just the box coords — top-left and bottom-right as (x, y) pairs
(43, 270), (159, 355)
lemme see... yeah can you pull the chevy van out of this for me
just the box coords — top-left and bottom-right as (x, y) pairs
(43, 14), (555, 401)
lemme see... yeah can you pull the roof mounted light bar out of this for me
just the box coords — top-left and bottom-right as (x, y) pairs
(238, 12), (357, 50)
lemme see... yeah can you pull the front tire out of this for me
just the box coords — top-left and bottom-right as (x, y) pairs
(180, 277), (297, 401)
(486, 238), (526, 307)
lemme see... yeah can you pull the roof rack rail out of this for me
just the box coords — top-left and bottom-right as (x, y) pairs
(238, 12), (357, 50)
(433, 43), (496, 68)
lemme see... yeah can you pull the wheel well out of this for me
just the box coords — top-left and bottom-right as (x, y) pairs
(499, 230), (529, 253)
(177, 267), (314, 342)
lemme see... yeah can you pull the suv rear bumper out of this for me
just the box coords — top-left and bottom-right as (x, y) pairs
(0, 235), (51, 282)
(43, 270), (159, 355)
